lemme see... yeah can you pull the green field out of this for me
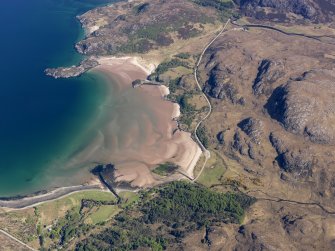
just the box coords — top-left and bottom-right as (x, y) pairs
(87, 205), (121, 224)
(197, 151), (227, 187)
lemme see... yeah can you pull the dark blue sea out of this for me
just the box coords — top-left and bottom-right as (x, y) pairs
(0, 0), (114, 196)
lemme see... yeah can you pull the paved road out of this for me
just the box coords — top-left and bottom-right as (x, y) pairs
(193, 19), (230, 181)
(0, 229), (36, 251)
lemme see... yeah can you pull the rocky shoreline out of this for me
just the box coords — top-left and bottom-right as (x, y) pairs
(45, 57), (99, 79)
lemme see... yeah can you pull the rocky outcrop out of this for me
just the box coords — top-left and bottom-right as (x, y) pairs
(266, 70), (335, 145)
(45, 58), (99, 79)
(253, 59), (284, 96)
(234, 0), (315, 18)
(197, 17), (335, 250)
(231, 130), (261, 161)
(238, 117), (264, 144)
(217, 131), (225, 145)
(270, 132), (314, 178)
(239, 0), (316, 18)
(203, 64), (244, 104)
(234, 0), (335, 22)
(232, 130), (249, 156)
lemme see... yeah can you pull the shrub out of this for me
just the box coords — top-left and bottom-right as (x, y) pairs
(197, 125), (209, 148)
(152, 163), (179, 176)
(175, 53), (191, 59)
(156, 59), (189, 75)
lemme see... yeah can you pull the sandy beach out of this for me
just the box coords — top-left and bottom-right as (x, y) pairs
(0, 55), (202, 208)
(84, 56), (202, 187)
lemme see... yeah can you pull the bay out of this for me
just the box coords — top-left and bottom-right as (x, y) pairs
(0, 0), (115, 196)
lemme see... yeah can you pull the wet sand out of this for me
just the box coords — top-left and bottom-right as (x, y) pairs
(74, 56), (202, 188)
(0, 56), (202, 208)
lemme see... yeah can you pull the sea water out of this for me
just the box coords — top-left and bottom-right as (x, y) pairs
(0, 0), (115, 196)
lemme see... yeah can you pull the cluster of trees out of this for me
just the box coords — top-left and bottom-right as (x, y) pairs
(148, 59), (189, 82)
(76, 222), (166, 251)
(75, 181), (255, 250)
(176, 95), (195, 114)
(168, 77), (182, 93)
(175, 53), (191, 59)
(156, 59), (189, 75)
(142, 181), (254, 225)
(37, 195), (119, 250)
(197, 125), (210, 148)
(51, 210), (92, 246)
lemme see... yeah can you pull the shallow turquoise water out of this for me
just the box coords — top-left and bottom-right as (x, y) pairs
(0, 0), (115, 196)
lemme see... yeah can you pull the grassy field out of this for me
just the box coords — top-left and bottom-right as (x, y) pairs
(36, 190), (116, 225)
(85, 205), (121, 225)
(197, 151), (227, 187)
(119, 191), (140, 208)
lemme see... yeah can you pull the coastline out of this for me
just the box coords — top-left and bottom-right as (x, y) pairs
(0, 177), (105, 210)
(92, 56), (202, 186)
(0, 55), (202, 209)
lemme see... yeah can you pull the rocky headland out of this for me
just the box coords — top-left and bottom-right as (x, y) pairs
(45, 57), (99, 79)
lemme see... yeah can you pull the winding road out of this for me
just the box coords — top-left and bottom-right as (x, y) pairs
(193, 19), (230, 181)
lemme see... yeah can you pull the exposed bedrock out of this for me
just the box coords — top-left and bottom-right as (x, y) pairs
(253, 59), (284, 96)
(238, 117), (264, 144)
(237, 0), (317, 18)
(230, 130), (263, 162)
(45, 58), (99, 79)
(235, 205), (335, 251)
(203, 64), (245, 104)
(234, 0), (335, 23)
(266, 69), (335, 145)
(269, 132), (314, 178)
